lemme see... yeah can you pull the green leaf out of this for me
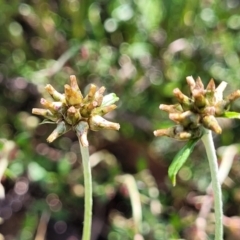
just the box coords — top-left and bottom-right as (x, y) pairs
(168, 138), (199, 186)
(101, 93), (119, 107)
(222, 111), (240, 119)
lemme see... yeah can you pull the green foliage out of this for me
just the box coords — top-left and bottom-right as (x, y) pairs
(222, 111), (240, 119)
(168, 138), (200, 186)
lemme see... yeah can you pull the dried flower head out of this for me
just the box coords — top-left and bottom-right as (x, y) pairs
(154, 76), (240, 140)
(32, 75), (120, 146)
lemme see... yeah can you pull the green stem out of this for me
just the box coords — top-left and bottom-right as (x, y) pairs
(201, 129), (223, 240)
(78, 139), (92, 240)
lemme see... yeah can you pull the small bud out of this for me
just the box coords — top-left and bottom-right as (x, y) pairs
(69, 75), (83, 98)
(173, 88), (193, 110)
(32, 108), (59, 121)
(195, 77), (204, 91)
(206, 78), (215, 91)
(202, 115), (222, 134)
(226, 90), (240, 102)
(192, 89), (206, 108)
(40, 98), (63, 113)
(155, 125), (185, 138)
(89, 115), (120, 131)
(154, 125), (201, 140)
(40, 98), (51, 108)
(83, 84), (97, 103)
(91, 104), (117, 116)
(80, 102), (97, 118)
(177, 131), (192, 140)
(169, 111), (200, 128)
(159, 104), (183, 113)
(47, 121), (71, 142)
(45, 84), (66, 103)
(205, 79), (216, 108)
(64, 84), (83, 106)
(65, 106), (81, 125)
(175, 126), (202, 140)
(186, 76), (196, 91)
(179, 127), (202, 140)
(169, 113), (182, 123)
(94, 86), (106, 106)
(154, 127), (176, 138)
(51, 102), (63, 112)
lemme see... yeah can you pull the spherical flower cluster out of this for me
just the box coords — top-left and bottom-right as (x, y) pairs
(154, 76), (240, 140)
(32, 75), (120, 146)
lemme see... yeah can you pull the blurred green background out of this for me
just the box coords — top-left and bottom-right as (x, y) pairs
(1, 0), (240, 239)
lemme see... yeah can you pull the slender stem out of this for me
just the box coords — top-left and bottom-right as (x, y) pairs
(119, 174), (142, 233)
(201, 129), (223, 240)
(78, 139), (92, 240)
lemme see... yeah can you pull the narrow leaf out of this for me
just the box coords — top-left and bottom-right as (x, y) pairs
(222, 111), (240, 119)
(168, 138), (199, 186)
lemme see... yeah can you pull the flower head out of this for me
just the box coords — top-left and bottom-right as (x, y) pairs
(32, 75), (120, 146)
(154, 76), (240, 140)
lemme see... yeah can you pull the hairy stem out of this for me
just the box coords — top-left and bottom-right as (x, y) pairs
(201, 129), (223, 240)
(78, 139), (92, 240)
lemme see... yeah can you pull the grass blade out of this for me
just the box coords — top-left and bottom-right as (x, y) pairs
(168, 138), (199, 186)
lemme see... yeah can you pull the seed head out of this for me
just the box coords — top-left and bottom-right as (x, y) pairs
(32, 75), (120, 146)
(154, 76), (240, 140)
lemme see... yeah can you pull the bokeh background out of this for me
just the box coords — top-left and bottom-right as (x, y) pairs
(1, 0), (240, 239)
